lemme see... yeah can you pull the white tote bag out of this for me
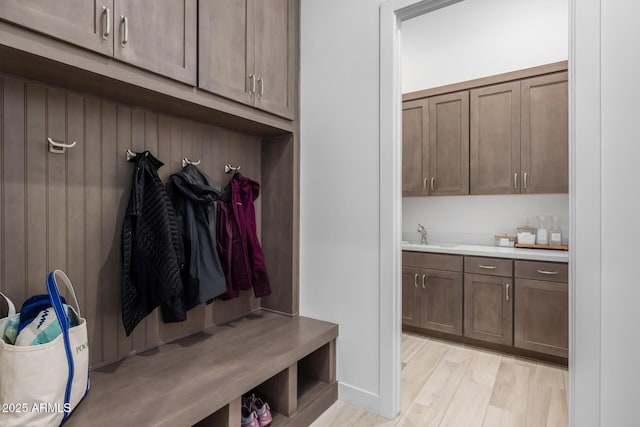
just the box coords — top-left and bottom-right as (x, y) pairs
(0, 270), (90, 426)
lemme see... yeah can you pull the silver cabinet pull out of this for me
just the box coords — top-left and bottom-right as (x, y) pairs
(249, 74), (256, 94)
(430, 177), (435, 192)
(421, 274), (426, 289)
(102, 6), (111, 40)
(537, 269), (559, 275)
(524, 172), (528, 190)
(423, 178), (428, 190)
(478, 265), (497, 270)
(258, 77), (264, 97)
(414, 274), (418, 288)
(506, 283), (510, 301)
(514, 172), (518, 190)
(121, 15), (128, 46)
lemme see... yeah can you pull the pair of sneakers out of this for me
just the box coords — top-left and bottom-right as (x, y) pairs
(241, 393), (272, 427)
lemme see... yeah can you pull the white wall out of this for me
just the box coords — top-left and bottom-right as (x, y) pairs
(300, 0), (384, 412)
(401, 0), (569, 92)
(599, 1), (640, 424)
(403, 194), (569, 245)
(401, 0), (569, 247)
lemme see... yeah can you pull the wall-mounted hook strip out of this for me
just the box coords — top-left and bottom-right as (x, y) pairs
(182, 158), (201, 168)
(224, 164), (241, 174)
(48, 137), (77, 154)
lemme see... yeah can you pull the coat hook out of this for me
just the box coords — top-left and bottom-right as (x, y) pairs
(48, 137), (77, 154)
(224, 164), (241, 174)
(182, 158), (201, 168)
(126, 149), (137, 161)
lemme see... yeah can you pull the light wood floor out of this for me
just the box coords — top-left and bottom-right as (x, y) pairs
(311, 332), (568, 427)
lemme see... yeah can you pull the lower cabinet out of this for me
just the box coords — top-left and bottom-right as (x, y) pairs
(464, 273), (513, 345)
(401, 266), (463, 336)
(514, 278), (568, 357)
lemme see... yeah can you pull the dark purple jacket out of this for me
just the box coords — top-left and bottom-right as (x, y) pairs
(217, 173), (271, 299)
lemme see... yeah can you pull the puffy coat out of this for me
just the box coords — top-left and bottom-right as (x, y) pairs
(121, 151), (185, 336)
(167, 165), (227, 309)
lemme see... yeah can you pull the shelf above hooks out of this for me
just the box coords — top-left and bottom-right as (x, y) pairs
(224, 164), (241, 174)
(48, 137), (77, 154)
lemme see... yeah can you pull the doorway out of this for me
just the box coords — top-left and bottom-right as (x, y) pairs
(379, 0), (576, 423)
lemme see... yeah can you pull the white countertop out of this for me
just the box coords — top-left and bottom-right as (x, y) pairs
(402, 242), (569, 263)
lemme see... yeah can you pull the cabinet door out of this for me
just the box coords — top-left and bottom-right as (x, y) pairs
(402, 99), (429, 196)
(470, 82), (521, 194)
(114, 0), (197, 84)
(402, 268), (421, 327)
(521, 72), (568, 194)
(464, 274), (513, 345)
(253, 0), (295, 119)
(420, 269), (463, 335)
(514, 278), (568, 357)
(428, 91), (469, 195)
(0, 0), (114, 56)
(198, 0), (254, 105)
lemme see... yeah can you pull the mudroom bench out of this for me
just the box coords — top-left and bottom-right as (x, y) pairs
(65, 312), (338, 427)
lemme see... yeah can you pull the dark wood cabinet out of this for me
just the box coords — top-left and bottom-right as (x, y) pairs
(421, 268), (463, 335)
(428, 91), (470, 196)
(514, 260), (568, 357)
(0, 0), (115, 56)
(464, 273), (513, 345)
(521, 72), (569, 194)
(470, 82), (521, 194)
(402, 99), (428, 196)
(402, 267), (421, 327)
(199, 0), (295, 118)
(514, 278), (568, 357)
(114, 0), (197, 85)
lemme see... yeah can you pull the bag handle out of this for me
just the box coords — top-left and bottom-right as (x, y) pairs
(0, 292), (16, 317)
(46, 270), (77, 422)
(48, 270), (82, 318)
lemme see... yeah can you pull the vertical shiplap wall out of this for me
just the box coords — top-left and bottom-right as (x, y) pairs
(0, 75), (263, 368)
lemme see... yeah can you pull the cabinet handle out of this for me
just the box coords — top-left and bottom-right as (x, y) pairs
(423, 178), (428, 190)
(249, 74), (256, 94)
(102, 6), (110, 40)
(537, 269), (559, 275)
(524, 172), (528, 190)
(121, 15), (128, 46)
(478, 265), (497, 270)
(514, 172), (518, 190)
(506, 283), (510, 301)
(414, 274), (418, 288)
(421, 274), (426, 289)
(258, 77), (264, 97)
(430, 177), (435, 192)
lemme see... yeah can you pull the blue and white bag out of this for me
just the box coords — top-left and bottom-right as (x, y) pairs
(0, 270), (90, 426)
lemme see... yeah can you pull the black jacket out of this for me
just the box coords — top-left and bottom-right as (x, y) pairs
(121, 151), (185, 336)
(167, 165), (227, 309)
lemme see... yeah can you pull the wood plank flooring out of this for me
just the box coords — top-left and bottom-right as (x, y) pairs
(311, 332), (568, 427)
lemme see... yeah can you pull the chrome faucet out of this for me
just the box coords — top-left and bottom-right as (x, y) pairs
(417, 224), (428, 245)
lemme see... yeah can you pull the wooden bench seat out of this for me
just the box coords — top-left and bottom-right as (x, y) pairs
(66, 311), (338, 427)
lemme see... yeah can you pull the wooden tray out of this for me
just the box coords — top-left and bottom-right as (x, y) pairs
(515, 243), (569, 251)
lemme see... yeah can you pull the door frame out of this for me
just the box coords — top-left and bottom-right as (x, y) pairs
(379, 0), (602, 424)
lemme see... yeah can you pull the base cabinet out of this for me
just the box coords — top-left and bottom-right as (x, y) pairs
(514, 278), (568, 357)
(464, 273), (513, 345)
(402, 267), (421, 327)
(420, 269), (463, 335)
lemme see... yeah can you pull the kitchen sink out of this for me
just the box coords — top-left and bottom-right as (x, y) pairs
(402, 241), (459, 248)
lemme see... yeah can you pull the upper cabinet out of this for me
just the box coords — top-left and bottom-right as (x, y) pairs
(403, 63), (568, 197)
(0, 0), (115, 56)
(521, 72), (569, 194)
(402, 99), (428, 196)
(199, 0), (295, 119)
(428, 91), (470, 196)
(114, 0), (197, 85)
(401, 91), (469, 197)
(470, 81), (521, 195)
